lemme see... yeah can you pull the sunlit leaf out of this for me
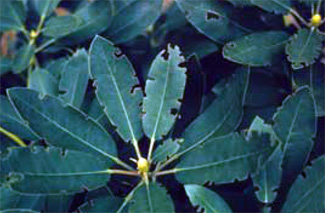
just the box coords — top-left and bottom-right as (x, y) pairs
(89, 35), (142, 143)
(286, 29), (323, 69)
(143, 44), (186, 141)
(185, 184), (232, 213)
(3, 147), (111, 194)
(223, 31), (289, 66)
(273, 87), (316, 179)
(7, 88), (117, 160)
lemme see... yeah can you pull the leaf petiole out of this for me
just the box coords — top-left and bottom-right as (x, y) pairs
(0, 126), (27, 147)
(107, 169), (140, 177)
(155, 168), (179, 177)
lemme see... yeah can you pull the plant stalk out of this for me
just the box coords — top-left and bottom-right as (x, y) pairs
(0, 126), (27, 147)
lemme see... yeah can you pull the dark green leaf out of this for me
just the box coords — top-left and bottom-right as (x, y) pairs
(184, 184), (232, 213)
(176, 0), (250, 44)
(294, 63), (325, 116)
(176, 133), (274, 185)
(286, 29), (323, 69)
(105, 0), (162, 43)
(3, 147), (111, 194)
(0, 95), (39, 141)
(0, 0), (26, 32)
(0, 187), (43, 212)
(273, 87), (316, 178)
(281, 156), (325, 212)
(43, 15), (83, 38)
(153, 139), (181, 163)
(180, 68), (249, 152)
(59, 49), (88, 108)
(223, 31), (289, 66)
(129, 183), (174, 213)
(45, 57), (68, 79)
(0, 187), (73, 212)
(32, 0), (60, 17)
(13, 44), (35, 74)
(80, 196), (124, 213)
(252, 143), (282, 204)
(58, 0), (111, 45)
(7, 88), (117, 160)
(143, 44), (186, 141)
(89, 35), (142, 143)
(250, 0), (291, 14)
(29, 68), (58, 96)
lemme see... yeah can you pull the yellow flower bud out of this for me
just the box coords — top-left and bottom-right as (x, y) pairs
(311, 14), (322, 26)
(137, 157), (149, 173)
(30, 30), (39, 39)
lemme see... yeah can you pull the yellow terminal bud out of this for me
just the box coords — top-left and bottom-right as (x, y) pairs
(311, 14), (322, 26)
(30, 30), (39, 39)
(137, 157), (149, 173)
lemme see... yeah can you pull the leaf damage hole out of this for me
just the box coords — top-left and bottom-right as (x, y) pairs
(206, 11), (220, 21)
(162, 48), (170, 60)
(114, 48), (124, 59)
(61, 148), (67, 157)
(170, 108), (178, 115)
(130, 84), (141, 94)
(227, 42), (236, 48)
(301, 171), (307, 179)
(178, 61), (187, 68)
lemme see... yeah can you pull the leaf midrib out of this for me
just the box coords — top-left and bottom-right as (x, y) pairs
(151, 56), (171, 140)
(101, 46), (137, 142)
(293, 175), (325, 211)
(178, 148), (270, 171)
(11, 93), (115, 160)
(283, 98), (301, 152)
(13, 170), (109, 177)
(296, 30), (313, 62)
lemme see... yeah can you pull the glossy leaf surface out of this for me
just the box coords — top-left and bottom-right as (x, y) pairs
(176, 133), (274, 184)
(43, 15), (82, 38)
(223, 31), (289, 66)
(176, 0), (250, 44)
(0, 95), (39, 141)
(180, 68), (249, 152)
(152, 139), (181, 163)
(273, 87), (316, 178)
(7, 88), (117, 160)
(3, 147), (111, 194)
(29, 68), (58, 97)
(89, 35), (142, 143)
(12, 44), (35, 74)
(143, 45), (186, 141)
(129, 183), (174, 213)
(185, 185), (232, 213)
(286, 29), (323, 69)
(59, 49), (88, 108)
